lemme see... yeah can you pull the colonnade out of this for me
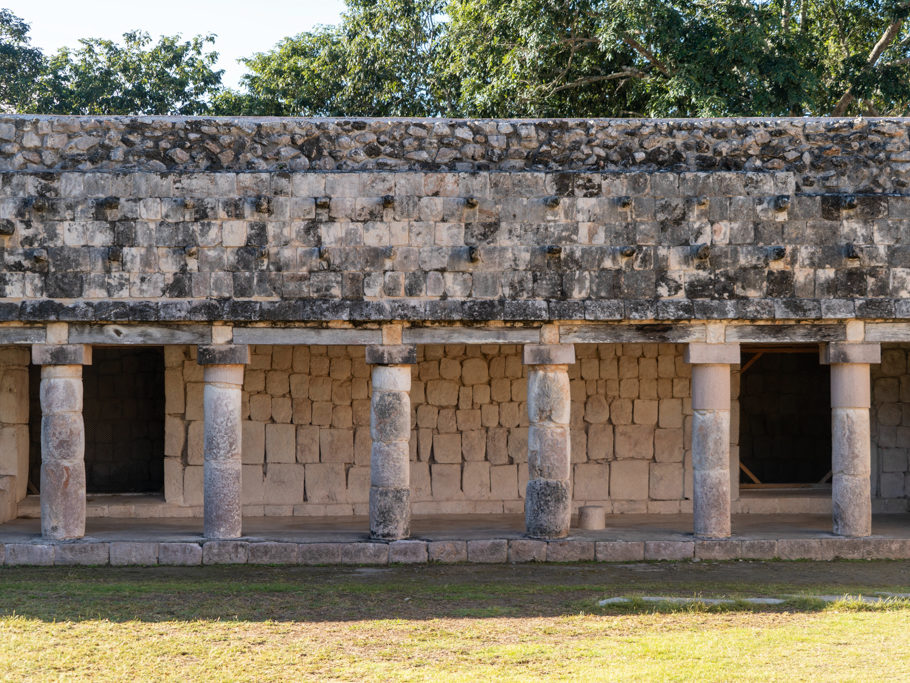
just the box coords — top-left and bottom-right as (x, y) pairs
(30, 338), (881, 541)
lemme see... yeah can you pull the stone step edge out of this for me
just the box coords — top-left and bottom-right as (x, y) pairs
(2, 537), (910, 566)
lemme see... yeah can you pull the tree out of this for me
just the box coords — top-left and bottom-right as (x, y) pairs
(30, 31), (224, 115)
(215, 0), (453, 116)
(0, 9), (44, 112)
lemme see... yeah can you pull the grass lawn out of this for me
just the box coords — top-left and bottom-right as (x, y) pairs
(1, 561), (909, 681)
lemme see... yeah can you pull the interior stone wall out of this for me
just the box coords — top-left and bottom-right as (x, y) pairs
(0, 346), (29, 521)
(161, 342), (731, 516)
(872, 343), (910, 510)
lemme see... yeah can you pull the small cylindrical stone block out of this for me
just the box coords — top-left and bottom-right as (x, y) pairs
(525, 361), (572, 539)
(203, 364), (244, 539)
(830, 363), (872, 537)
(690, 362), (731, 539)
(39, 364), (86, 540)
(578, 505), (605, 530)
(370, 365), (412, 540)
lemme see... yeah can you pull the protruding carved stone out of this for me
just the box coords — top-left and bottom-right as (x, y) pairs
(197, 344), (250, 366)
(32, 344), (91, 366)
(366, 344), (417, 366)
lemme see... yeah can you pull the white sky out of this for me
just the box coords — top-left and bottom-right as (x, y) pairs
(3, 0), (347, 88)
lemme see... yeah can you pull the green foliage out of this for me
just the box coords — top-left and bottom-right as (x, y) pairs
(0, 9), (44, 112)
(31, 32), (224, 115)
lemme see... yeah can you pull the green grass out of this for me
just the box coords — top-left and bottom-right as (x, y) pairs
(1, 562), (910, 681)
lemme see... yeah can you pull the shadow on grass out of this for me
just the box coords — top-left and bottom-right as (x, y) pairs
(1, 561), (909, 623)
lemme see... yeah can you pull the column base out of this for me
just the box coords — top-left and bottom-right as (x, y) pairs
(370, 487), (410, 540)
(40, 461), (86, 540)
(833, 474), (872, 537)
(525, 478), (570, 539)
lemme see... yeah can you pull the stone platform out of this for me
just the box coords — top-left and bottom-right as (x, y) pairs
(1, 513), (909, 566)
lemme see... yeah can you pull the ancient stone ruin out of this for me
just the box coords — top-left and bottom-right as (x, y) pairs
(0, 115), (908, 565)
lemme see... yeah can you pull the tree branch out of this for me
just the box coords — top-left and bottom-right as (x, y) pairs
(621, 34), (673, 78)
(831, 16), (905, 116)
(549, 70), (647, 94)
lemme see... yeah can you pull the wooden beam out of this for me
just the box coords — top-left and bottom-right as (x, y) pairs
(739, 351), (764, 375)
(560, 323), (705, 344)
(69, 324), (211, 345)
(726, 324), (845, 343)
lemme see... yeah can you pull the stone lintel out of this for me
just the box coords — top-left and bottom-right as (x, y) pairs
(365, 344), (417, 365)
(197, 344), (250, 366)
(820, 342), (881, 365)
(523, 344), (575, 366)
(684, 342), (740, 365)
(31, 344), (92, 366)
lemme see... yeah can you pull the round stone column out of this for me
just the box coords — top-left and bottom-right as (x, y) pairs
(523, 344), (575, 539)
(366, 344), (416, 540)
(198, 345), (249, 540)
(32, 344), (92, 540)
(685, 343), (739, 539)
(823, 343), (880, 537)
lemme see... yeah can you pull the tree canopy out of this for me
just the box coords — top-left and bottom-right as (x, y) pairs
(3, 1), (910, 117)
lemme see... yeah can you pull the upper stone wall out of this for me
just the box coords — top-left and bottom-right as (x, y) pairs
(1, 116), (908, 192)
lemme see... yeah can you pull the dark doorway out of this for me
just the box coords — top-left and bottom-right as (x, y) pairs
(738, 348), (831, 486)
(29, 347), (165, 493)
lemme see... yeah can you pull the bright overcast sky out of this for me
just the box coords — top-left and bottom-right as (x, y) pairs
(3, 0), (347, 88)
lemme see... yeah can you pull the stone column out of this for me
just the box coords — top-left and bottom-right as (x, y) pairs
(685, 343), (739, 539)
(821, 342), (880, 537)
(523, 343), (575, 539)
(365, 344), (416, 540)
(31, 344), (92, 540)
(197, 344), (249, 539)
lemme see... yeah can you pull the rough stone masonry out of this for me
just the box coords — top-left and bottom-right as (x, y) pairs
(0, 115), (908, 552)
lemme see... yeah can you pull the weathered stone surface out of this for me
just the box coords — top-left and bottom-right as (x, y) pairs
(428, 540), (467, 563)
(202, 540), (249, 564)
(298, 542), (343, 565)
(248, 542), (298, 564)
(197, 345), (250, 366)
(369, 487), (410, 540)
(4, 543), (55, 566)
(110, 542), (158, 566)
(547, 539), (595, 562)
(340, 542), (389, 565)
(203, 364), (244, 539)
(55, 542), (109, 565)
(389, 540), (428, 564)
(525, 478), (571, 539)
(466, 539), (508, 563)
(158, 542), (203, 566)
(508, 538), (548, 563)
(32, 344), (92, 366)
(365, 345), (417, 365)
(643, 540), (694, 561)
(595, 541), (645, 562)
(577, 505), (605, 530)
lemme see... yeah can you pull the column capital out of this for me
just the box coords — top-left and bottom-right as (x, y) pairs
(197, 344), (250, 365)
(684, 343), (740, 365)
(523, 344), (575, 366)
(820, 342), (881, 365)
(31, 344), (92, 366)
(365, 344), (416, 365)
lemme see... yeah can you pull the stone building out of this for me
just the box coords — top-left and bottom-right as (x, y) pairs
(0, 115), (908, 565)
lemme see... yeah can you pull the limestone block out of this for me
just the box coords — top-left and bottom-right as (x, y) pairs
(525, 478), (571, 539)
(187, 420), (204, 465)
(433, 433), (462, 463)
(577, 505), (605, 530)
(643, 540), (694, 561)
(249, 394), (272, 421)
(573, 463), (609, 500)
(428, 540), (467, 563)
(614, 425), (654, 460)
(390, 540), (428, 564)
(242, 464), (264, 504)
(426, 379), (459, 406)
(508, 539), (547, 563)
(658, 399), (684, 428)
(417, 428), (433, 462)
(248, 542), (298, 565)
(298, 543), (343, 565)
(55, 543), (109, 566)
(272, 397), (293, 423)
(5, 544), (55, 566)
(481, 404), (499, 427)
(320, 429), (354, 463)
(654, 428), (684, 462)
(486, 428), (508, 464)
(462, 461), (491, 499)
(584, 395), (609, 423)
(633, 399), (659, 425)
(527, 368), (571, 425)
(164, 416), (185, 457)
(340, 543), (389, 565)
(547, 540), (595, 562)
(649, 462), (683, 500)
(110, 542), (158, 566)
(370, 390), (411, 442)
(0, 368), (28, 424)
(595, 541), (645, 562)
(409, 461), (431, 501)
(296, 425), (319, 463)
(203, 541), (249, 564)
(499, 401), (521, 427)
(610, 398), (633, 425)
(184, 382), (204, 421)
(609, 459), (649, 500)
(456, 409), (481, 431)
(431, 463), (462, 499)
(462, 430), (485, 461)
(305, 463), (347, 504)
(163, 457), (184, 504)
(265, 423), (296, 463)
(490, 464), (518, 500)
(586, 423), (613, 461)
(264, 464), (304, 504)
(467, 539), (508, 563)
(183, 465), (204, 506)
(437, 408), (456, 433)
(461, 357), (489, 385)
